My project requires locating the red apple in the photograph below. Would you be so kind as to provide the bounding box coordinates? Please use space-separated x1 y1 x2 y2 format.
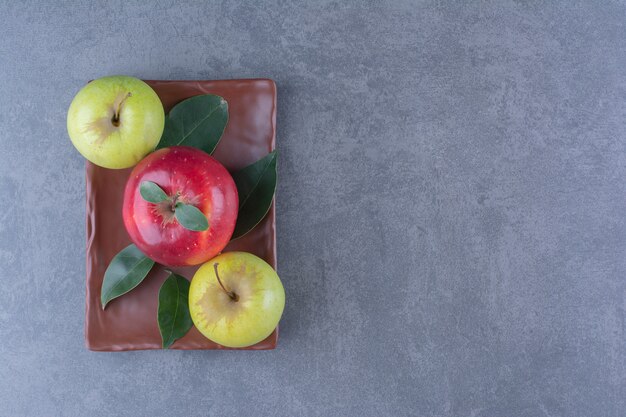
122 146 238 266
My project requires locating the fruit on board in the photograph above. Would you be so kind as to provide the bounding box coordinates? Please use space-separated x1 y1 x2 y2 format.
122 146 238 266
67 75 164 169
189 252 285 348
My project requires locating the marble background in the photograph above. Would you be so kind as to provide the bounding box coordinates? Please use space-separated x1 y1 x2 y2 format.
0 1 624 416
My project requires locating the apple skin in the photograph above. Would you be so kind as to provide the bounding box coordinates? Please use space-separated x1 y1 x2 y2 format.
189 252 285 348
67 76 164 169
122 146 238 266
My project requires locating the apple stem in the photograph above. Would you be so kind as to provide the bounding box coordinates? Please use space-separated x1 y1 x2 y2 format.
170 192 181 212
213 263 238 301
111 92 132 127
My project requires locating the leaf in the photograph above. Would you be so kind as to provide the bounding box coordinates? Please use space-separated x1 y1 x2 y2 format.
158 273 193 349
156 95 228 154
101 244 155 309
231 151 278 239
157 115 183 149
140 181 168 203
175 202 209 231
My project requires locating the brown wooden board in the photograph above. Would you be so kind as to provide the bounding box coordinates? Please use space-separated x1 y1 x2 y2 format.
85 79 277 351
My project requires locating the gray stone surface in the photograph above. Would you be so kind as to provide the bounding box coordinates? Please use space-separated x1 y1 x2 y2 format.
0 1 624 416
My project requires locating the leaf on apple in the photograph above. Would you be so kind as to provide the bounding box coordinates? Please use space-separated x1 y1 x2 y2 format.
158 273 193 349
231 150 277 240
174 202 209 232
140 181 168 203
101 244 155 309
156 94 228 155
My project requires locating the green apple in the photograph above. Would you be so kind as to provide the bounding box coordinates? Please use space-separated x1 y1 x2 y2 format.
189 252 285 348
67 76 164 169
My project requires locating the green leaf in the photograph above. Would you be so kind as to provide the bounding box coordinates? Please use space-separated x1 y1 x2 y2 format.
158 273 193 349
175 202 209 231
231 151 278 239
157 115 183 149
156 94 228 154
101 244 155 309
140 181 168 203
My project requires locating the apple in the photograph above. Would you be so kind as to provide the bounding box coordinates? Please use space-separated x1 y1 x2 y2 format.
67 75 165 169
189 252 285 347
122 146 238 266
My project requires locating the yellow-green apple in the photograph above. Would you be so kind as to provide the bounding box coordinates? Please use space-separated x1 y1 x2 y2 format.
189 252 285 347
67 75 164 169
123 146 238 266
